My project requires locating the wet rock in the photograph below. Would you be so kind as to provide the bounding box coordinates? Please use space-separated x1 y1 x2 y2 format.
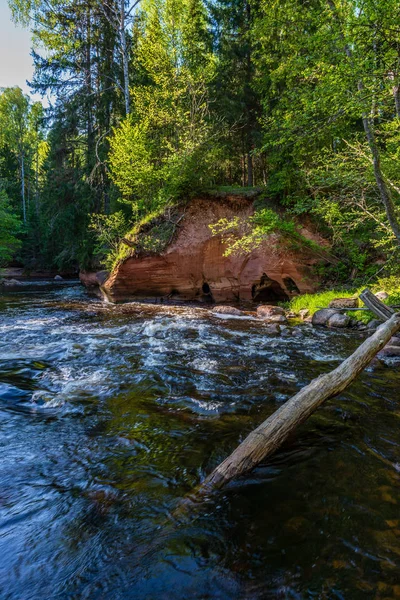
212 306 244 316
312 308 339 327
299 308 309 320
263 314 288 324
378 345 400 358
286 311 297 319
291 328 303 337
368 357 385 370
375 291 389 301
328 297 359 309
54 274 63 281
264 323 281 335
367 318 382 330
280 326 292 336
327 313 351 328
257 305 286 319
388 337 400 347
1 278 23 287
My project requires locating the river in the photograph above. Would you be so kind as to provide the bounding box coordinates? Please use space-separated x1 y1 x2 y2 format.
0 284 399 599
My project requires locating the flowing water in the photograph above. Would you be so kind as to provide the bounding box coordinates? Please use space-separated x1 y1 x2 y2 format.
1 284 400 599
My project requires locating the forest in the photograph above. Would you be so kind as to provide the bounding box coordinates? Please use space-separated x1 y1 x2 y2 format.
1 0 400 285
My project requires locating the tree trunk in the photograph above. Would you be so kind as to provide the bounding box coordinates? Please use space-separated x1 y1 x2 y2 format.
21 151 26 223
359 107 400 244
393 84 400 119
359 288 394 321
247 151 253 187
120 0 130 116
327 0 400 245
196 311 400 494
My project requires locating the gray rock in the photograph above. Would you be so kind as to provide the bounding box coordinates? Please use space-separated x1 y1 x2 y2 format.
1 278 22 286
54 274 63 280
264 323 281 335
312 308 339 327
378 345 400 358
263 314 288 324
327 313 351 328
367 318 382 330
291 328 303 337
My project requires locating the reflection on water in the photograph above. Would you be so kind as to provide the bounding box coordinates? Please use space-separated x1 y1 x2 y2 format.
0 285 400 599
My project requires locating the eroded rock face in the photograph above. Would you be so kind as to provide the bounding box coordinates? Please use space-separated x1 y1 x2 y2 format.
101 195 324 303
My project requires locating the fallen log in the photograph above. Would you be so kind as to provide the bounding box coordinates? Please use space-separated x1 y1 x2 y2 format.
359 288 394 321
196 311 400 494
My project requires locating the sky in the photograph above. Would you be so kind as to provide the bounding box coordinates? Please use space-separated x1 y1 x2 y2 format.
0 0 46 103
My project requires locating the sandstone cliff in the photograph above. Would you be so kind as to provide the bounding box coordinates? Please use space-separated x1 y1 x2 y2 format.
84 194 326 303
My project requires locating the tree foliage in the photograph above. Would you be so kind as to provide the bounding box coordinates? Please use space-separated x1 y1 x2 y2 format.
2 0 400 282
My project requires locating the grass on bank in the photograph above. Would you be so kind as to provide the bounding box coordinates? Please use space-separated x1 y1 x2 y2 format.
285 277 400 324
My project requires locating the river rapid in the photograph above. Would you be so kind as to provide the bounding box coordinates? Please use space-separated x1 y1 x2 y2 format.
1 284 400 599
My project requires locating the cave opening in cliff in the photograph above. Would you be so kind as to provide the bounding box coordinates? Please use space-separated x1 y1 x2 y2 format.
283 276 300 294
252 273 289 303
202 282 214 302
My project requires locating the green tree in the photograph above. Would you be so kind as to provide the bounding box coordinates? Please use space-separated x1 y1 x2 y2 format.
0 190 22 266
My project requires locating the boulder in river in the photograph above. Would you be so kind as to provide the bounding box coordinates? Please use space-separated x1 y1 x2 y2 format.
54 275 63 281
327 313 351 328
312 308 339 327
328 297 359 309
378 345 400 358
367 318 382 330
1 278 23 287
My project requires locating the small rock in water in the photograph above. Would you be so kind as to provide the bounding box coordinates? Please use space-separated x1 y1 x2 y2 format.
1 278 22 287
367 318 382 330
327 313 351 328
329 297 359 309
299 308 310 320
263 314 288 324
378 345 400 358
212 305 243 316
264 323 281 335
257 305 285 319
291 328 303 337
54 274 63 281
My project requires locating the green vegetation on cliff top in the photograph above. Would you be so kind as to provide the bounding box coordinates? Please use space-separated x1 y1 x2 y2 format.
1 0 400 288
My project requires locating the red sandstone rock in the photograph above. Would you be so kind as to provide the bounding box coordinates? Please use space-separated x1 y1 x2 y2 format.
100 195 324 303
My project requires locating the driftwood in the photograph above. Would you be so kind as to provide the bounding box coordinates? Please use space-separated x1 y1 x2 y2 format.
196 310 400 494
360 288 395 321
